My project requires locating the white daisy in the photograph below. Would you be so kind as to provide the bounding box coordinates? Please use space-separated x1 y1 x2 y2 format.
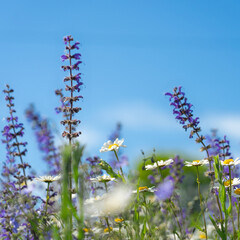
223 178 240 188
233 188 240 198
85 185 132 216
132 186 156 193
221 158 240 166
35 175 61 183
90 174 116 183
85 195 105 205
145 159 174 170
99 138 126 152
184 159 209 167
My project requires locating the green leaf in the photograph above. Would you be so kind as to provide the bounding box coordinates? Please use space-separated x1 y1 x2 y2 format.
192 223 204 233
72 142 84 185
213 155 220 181
219 184 226 214
99 160 120 179
174 231 181 239
141 219 147 238
209 215 226 240
227 199 232 216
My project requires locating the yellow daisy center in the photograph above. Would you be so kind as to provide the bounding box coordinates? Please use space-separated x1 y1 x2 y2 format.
224 179 233 187
115 218 124 223
234 188 240 195
192 160 200 164
199 233 206 239
20 182 26 187
139 186 148 191
83 228 89 233
108 143 119 149
104 227 113 233
223 159 234 165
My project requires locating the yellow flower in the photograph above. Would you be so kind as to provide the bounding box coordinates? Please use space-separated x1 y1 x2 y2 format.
199 232 206 239
83 228 90 233
224 179 233 187
104 227 113 233
223 178 240 188
115 218 124 223
235 188 240 195
221 158 240 166
133 186 156 193
139 186 148 191
233 188 240 198
223 159 234 165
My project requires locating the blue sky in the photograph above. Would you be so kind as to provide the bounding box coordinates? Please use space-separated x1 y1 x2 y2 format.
1 1 240 173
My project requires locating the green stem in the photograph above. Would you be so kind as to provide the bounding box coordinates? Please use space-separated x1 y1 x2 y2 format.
105 217 111 233
196 166 208 239
238 200 240 232
215 194 224 233
103 181 111 233
113 149 125 180
104 181 108 193
45 182 50 214
228 166 236 236
143 194 151 236
119 225 122 238
169 200 183 239
157 166 163 181
68 40 73 233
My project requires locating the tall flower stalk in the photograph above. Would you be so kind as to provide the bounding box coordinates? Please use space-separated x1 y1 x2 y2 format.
196 166 208 239
185 160 209 239
2 84 30 186
25 104 61 175
165 87 212 169
58 35 83 231
1 85 39 239
165 87 224 226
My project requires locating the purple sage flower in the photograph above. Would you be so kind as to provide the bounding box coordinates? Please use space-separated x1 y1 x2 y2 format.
155 176 175 201
57 35 83 143
25 104 61 175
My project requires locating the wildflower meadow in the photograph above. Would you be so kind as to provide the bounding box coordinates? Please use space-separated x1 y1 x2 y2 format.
1 33 240 240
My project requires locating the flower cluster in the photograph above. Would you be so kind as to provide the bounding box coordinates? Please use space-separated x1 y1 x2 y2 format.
25 104 61 175
58 35 83 142
2 84 31 186
3 35 240 240
165 87 215 175
169 155 185 184
0 85 39 239
165 86 201 139
206 130 232 160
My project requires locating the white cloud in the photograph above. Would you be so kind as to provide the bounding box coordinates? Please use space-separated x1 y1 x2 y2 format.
202 114 240 139
98 101 178 131
80 127 103 148
53 125 104 154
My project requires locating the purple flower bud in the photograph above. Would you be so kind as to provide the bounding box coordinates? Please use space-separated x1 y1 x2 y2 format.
71 41 80 50
61 54 69 62
72 60 82 70
72 53 81 59
63 35 73 44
